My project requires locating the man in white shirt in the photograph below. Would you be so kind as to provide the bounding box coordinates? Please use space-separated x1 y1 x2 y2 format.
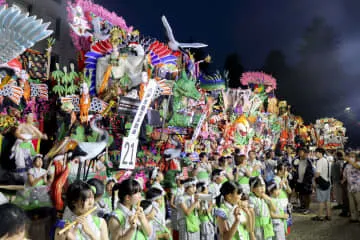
312 148 332 221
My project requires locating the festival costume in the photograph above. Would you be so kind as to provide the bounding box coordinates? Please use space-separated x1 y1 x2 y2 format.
13 167 51 209
237 166 251 195
199 200 215 240
214 201 249 240
249 193 274 240
271 197 288 240
177 193 200 240
171 186 184 230
274 176 292 229
112 203 147 240
151 201 171 240
63 208 102 240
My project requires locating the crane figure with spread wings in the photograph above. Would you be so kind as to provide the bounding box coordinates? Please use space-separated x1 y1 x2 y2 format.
161 15 208 52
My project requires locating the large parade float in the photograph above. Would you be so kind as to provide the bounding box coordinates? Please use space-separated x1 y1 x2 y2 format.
0 0 347 239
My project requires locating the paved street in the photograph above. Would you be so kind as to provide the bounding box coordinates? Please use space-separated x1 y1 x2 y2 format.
288 204 360 240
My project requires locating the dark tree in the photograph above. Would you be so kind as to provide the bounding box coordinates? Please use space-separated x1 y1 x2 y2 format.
224 53 244 88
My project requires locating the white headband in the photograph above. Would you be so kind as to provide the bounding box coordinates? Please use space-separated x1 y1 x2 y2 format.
175 173 184 180
143 205 153 215
149 194 164 201
184 180 197 188
250 176 265 189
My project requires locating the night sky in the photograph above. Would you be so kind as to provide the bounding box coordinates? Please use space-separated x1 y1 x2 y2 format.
99 0 360 146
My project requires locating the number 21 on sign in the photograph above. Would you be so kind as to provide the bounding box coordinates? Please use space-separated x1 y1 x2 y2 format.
119 137 139 170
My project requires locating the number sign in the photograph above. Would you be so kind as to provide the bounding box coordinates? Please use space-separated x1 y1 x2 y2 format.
119 137 138 169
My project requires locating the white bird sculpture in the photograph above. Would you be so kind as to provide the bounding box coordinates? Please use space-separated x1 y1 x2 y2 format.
75 115 109 162
161 15 208 52
0 5 53 64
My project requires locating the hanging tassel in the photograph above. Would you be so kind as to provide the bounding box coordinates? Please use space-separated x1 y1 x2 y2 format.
36 139 41 153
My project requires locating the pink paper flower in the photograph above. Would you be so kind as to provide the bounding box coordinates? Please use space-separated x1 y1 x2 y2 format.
240 72 277 90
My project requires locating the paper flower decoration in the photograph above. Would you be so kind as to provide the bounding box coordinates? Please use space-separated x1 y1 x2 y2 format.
0 5 53 64
240 72 277 90
67 0 133 51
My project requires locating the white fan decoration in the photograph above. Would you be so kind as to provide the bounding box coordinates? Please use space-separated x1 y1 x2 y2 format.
0 5 53 64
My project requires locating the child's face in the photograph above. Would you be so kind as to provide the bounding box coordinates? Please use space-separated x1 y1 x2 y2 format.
157 172 164 182
271 189 280 198
226 191 241 205
106 182 115 195
202 187 208 194
215 175 225 184
34 158 43 168
252 185 265 197
186 185 196 195
75 191 95 215
130 192 142 206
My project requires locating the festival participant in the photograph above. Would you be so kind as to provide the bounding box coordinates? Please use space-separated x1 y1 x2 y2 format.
146 187 171 240
249 176 274 240
208 169 227 197
312 148 332 221
339 151 354 217
234 154 251 195
263 151 277 184
196 181 215 240
108 179 152 240
267 182 289 240
170 173 184 239
293 148 314 214
0 203 27 240
87 178 110 218
14 154 52 207
177 178 200 240
139 200 157 238
149 167 166 217
331 151 345 210
342 152 360 222
54 181 109 240
218 156 234 181
27 154 48 187
248 150 263 177
282 146 295 166
274 163 292 212
103 178 116 211
193 152 212 183
215 181 251 240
